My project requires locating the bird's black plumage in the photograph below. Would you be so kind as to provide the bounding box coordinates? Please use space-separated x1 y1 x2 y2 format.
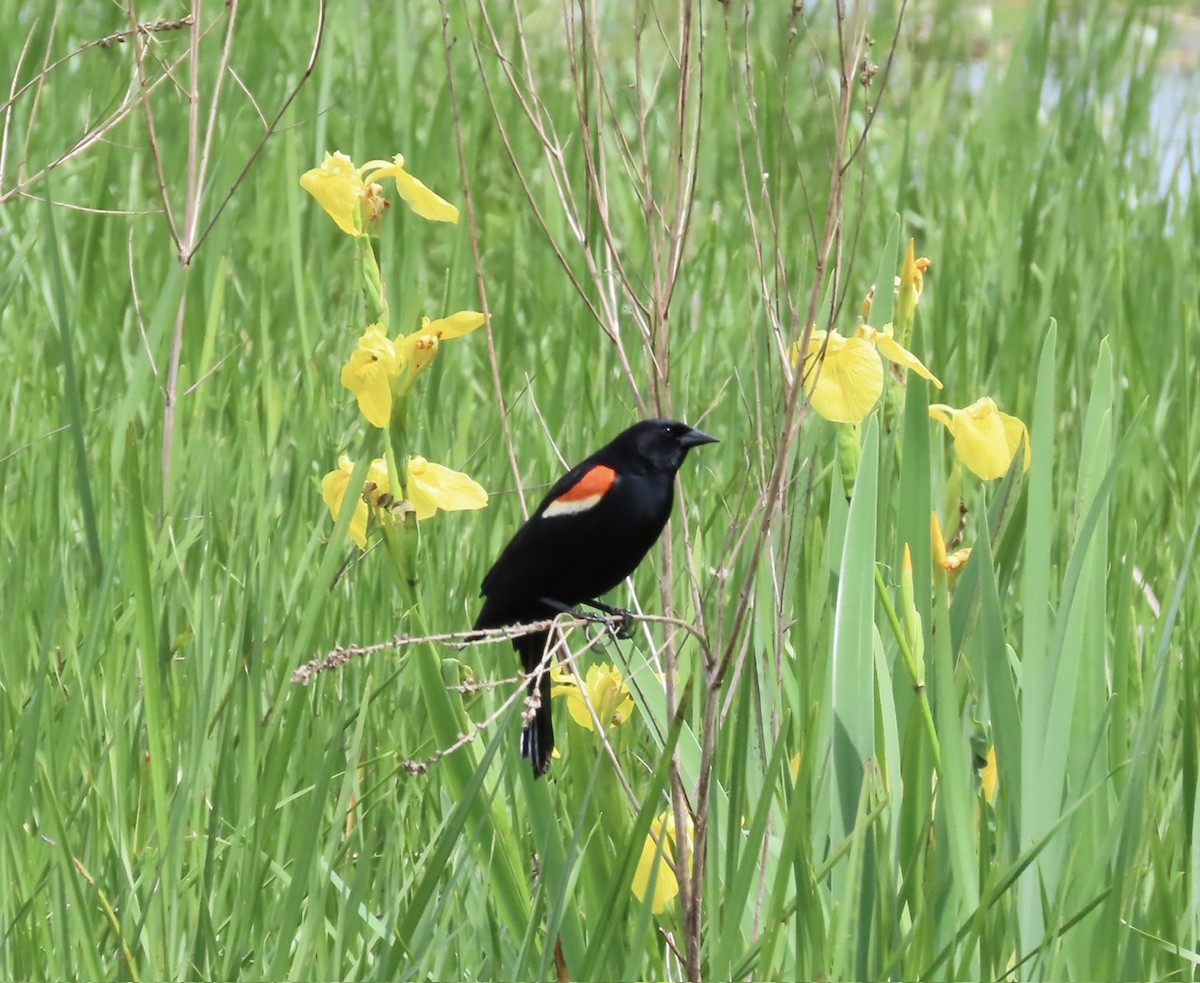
474 418 718 777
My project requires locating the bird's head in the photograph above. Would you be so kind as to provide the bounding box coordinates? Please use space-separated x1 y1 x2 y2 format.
623 418 719 473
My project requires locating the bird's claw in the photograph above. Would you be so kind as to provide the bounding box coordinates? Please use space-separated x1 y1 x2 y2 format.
534 598 634 639
586 601 635 639
608 609 635 639
579 610 628 641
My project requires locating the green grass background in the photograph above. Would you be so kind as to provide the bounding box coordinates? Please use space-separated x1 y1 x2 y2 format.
2 1 1198 979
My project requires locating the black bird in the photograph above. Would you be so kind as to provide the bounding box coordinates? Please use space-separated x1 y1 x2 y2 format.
474 419 718 777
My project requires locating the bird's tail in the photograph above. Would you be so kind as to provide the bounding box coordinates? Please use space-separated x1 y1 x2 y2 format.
516 629 555 778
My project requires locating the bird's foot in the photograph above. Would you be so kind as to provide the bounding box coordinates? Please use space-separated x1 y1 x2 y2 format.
584 600 635 639
538 597 633 640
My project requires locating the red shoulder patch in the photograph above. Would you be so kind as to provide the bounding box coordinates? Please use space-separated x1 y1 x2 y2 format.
558 465 616 502
543 465 616 518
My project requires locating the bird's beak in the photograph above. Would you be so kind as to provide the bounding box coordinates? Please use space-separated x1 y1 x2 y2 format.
680 427 719 448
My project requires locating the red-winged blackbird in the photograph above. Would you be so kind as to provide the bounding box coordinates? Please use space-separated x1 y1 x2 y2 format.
474 419 718 777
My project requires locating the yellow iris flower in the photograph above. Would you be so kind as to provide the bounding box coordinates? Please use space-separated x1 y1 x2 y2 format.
341 313 486 428
861 241 930 324
789 323 942 424
322 454 488 548
551 662 636 731
321 455 391 549
300 151 459 235
928 397 1031 480
631 812 693 914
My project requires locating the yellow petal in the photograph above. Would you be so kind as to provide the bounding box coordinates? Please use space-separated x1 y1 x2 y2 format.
320 455 352 516
553 663 635 731
929 398 1030 480
341 324 400 429
788 330 826 370
359 322 402 369
981 745 998 804
1001 413 1032 472
321 455 369 549
552 672 594 729
369 154 459 223
802 331 884 424
299 151 363 236
585 664 635 729
631 814 691 915
393 167 459 223
405 456 488 520
903 238 922 292
954 408 1013 479
611 691 635 727
562 689 596 731
862 325 943 389
397 313 483 390
366 457 390 501
930 510 948 572
928 404 954 430
587 665 615 713
423 310 486 340
897 238 921 305
407 334 440 379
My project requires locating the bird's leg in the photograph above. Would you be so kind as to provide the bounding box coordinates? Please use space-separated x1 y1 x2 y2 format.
538 597 629 640
581 599 635 639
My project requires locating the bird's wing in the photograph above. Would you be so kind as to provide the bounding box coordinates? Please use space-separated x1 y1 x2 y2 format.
478 458 620 603
531 457 613 515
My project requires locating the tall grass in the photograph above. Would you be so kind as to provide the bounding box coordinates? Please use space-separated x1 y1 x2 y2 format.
1 1 1197 979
